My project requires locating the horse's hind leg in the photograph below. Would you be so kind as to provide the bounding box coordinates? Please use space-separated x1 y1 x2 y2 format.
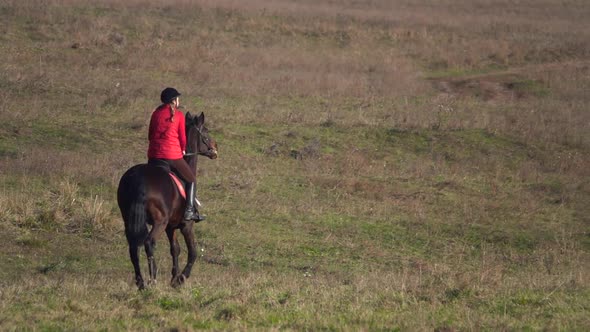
129 244 145 290
144 237 158 285
144 218 169 284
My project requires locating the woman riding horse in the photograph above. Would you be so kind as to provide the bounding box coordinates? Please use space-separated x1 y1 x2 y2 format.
149 87 203 221
117 88 217 289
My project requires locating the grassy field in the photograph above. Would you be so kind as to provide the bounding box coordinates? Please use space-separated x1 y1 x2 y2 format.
1 0 589 330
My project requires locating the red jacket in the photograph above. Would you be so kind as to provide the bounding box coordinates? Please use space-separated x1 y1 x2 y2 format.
147 104 186 159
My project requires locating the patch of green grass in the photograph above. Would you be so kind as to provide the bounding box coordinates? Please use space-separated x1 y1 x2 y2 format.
156 295 185 310
0 142 18 158
425 65 507 79
215 303 246 321
438 222 544 255
185 318 216 329
507 79 550 97
15 234 47 248
383 128 432 154
486 291 555 324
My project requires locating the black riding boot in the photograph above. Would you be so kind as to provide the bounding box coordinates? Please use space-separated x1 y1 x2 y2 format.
184 182 205 222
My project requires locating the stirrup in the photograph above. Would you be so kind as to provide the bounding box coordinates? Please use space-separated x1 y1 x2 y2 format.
184 209 205 222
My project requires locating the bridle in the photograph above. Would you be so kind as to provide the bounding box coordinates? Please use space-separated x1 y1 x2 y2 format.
184 124 214 157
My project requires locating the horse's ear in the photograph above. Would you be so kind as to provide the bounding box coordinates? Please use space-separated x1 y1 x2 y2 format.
186 112 193 123
197 112 205 126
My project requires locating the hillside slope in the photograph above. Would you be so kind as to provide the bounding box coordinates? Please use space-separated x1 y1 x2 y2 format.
1 1 588 330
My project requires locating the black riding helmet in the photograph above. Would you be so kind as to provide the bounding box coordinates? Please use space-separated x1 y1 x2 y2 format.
160 87 181 104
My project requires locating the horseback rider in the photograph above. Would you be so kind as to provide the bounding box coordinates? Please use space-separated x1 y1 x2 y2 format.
147 87 204 222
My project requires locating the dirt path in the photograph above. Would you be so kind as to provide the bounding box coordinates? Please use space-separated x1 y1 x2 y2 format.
427 59 590 101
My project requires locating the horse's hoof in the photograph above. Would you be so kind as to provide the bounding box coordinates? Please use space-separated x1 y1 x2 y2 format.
136 277 145 290
171 274 186 288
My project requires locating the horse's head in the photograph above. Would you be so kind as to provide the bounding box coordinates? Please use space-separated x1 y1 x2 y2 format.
185 112 218 160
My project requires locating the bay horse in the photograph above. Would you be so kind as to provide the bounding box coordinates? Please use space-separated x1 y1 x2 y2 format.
117 112 217 290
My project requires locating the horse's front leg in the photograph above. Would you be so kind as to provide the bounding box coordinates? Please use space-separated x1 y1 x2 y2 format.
166 227 182 287
176 222 197 286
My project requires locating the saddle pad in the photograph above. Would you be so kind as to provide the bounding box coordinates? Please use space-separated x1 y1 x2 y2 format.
169 173 186 199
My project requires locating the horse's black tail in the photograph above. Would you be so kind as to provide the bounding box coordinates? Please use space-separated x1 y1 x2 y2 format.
117 165 149 248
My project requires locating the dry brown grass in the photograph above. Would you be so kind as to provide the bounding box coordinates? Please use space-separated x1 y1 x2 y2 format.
1 0 589 329
2 0 589 145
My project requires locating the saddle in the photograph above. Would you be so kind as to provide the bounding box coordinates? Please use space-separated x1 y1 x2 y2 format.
147 159 187 199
